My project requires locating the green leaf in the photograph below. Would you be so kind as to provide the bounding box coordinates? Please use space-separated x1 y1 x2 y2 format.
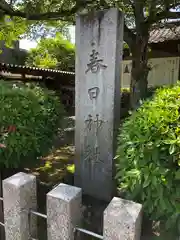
175 170 180 180
143 178 151 188
169 144 176 155
114 155 120 160
26 34 75 71
0 80 65 168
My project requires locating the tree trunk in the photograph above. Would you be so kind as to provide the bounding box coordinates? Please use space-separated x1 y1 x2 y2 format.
130 33 150 110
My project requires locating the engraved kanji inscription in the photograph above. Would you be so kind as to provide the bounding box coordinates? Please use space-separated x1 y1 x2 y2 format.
85 114 93 131
94 114 103 133
85 50 107 73
84 145 100 165
85 114 104 132
88 87 100 100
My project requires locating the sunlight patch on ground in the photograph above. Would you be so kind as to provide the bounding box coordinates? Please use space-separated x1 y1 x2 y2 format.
24 145 75 186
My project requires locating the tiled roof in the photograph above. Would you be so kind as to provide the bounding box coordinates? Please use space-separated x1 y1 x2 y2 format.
0 62 75 76
149 25 180 43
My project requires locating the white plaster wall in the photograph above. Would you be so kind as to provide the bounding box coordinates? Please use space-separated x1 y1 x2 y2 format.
121 57 180 88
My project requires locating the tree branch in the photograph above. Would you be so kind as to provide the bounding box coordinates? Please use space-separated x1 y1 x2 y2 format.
147 0 157 26
0 0 136 49
124 22 136 50
156 10 180 21
0 0 95 21
0 0 14 14
99 0 109 8
134 0 144 32
147 4 180 25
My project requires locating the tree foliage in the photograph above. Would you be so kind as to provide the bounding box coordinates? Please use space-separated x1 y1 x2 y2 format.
0 81 65 168
26 33 75 70
1 0 180 41
23 20 71 41
1 0 180 107
0 15 26 47
116 83 180 234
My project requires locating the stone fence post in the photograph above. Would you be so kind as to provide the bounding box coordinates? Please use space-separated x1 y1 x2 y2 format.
47 183 82 240
103 197 142 240
3 172 37 240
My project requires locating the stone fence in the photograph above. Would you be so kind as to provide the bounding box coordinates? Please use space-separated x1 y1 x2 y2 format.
0 172 143 240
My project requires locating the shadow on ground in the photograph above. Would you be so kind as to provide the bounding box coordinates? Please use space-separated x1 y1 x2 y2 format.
1 121 176 240
24 144 75 187
23 141 176 240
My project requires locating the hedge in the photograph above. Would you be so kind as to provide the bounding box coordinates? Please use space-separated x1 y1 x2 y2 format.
0 81 65 168
116 83 180 234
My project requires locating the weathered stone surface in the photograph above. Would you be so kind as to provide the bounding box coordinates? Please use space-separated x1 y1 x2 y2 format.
3 172 37 240
47 183 82 240
103 197 142 240
75 8 124 201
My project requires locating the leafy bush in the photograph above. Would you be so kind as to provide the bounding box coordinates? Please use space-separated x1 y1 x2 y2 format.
0 81 65 168
120 87 158 119
116 83 180 233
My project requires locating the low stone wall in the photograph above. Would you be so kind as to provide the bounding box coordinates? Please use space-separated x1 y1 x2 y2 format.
1 172 143 240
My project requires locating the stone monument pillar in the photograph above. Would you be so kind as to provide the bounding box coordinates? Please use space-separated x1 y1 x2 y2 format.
47 183 82 240
103 197 142 240
3 172 37 240
75 8 124 201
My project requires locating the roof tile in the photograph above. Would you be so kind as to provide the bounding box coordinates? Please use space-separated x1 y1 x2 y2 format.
149 26 180 43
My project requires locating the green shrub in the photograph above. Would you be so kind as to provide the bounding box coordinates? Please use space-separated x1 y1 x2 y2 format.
0 81 65 168
120 87 158 119
116 83 180 233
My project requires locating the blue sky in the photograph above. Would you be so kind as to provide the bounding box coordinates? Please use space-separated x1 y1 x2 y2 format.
20 26 75 50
